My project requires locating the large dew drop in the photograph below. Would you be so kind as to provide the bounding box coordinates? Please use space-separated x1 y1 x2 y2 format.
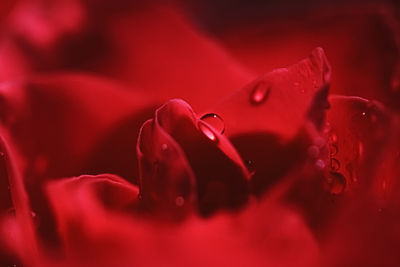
200 113 225 134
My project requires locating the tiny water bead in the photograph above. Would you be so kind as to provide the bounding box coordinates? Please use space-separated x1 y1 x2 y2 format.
198 121 218 142
329 143 338 156
250 82 271 105
200 113 225 134
329 132 338 143
175 196 185 207
161 143 168 151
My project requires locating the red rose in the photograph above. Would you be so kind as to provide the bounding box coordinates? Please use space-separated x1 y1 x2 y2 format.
0 1 399 266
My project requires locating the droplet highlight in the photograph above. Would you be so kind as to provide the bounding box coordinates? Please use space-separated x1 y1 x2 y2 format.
161 144 168 151
200 113 225 134
198 121 218 142
250 82 271 105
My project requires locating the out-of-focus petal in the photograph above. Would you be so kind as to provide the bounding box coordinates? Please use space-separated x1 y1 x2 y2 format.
44 173 318 267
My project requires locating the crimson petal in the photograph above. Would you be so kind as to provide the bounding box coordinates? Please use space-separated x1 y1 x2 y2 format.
210 48 331 196
137 99 250 216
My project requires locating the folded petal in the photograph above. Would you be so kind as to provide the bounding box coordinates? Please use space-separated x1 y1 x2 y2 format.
137 99 250 216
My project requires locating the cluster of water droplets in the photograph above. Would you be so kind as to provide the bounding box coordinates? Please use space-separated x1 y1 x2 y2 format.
326 131 347 195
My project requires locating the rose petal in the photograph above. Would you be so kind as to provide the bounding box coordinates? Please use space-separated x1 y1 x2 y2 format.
209 48 330 195
0 130 40 266
44 173 318 267
0 74 156 181
137 99 250 216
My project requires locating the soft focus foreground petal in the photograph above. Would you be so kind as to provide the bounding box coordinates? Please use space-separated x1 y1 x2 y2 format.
137 99 250 216
0 0 16 21
45 174 318 267
210 48 331 196
0 73 157 248
0 130 40 266
0 73 156 181
207 3 400 110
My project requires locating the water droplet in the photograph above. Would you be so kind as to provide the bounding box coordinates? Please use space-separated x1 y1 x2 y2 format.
250 82 271 105
330 158 340 171
308 145 320 158
200 113 225 134
294 82 300 87
138 194 143 201
161 143 168 151
300 88 305 94
175 196 185 207
198 121 218 142
329 132 338 143
327 171 346 195
329 143 338 156
315 159 325 170
244 159 256 177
